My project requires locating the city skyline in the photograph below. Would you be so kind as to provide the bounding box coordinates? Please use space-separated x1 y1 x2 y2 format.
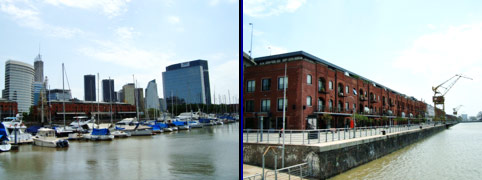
0 0 239 105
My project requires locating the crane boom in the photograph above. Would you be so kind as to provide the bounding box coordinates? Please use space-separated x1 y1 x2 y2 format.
432 74 472 122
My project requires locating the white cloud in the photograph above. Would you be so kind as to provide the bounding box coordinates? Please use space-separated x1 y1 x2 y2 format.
115 26 138 40
243 0 306 17
167 16 180 24
44 0 131 18
0 1 83 38
210 58 239 103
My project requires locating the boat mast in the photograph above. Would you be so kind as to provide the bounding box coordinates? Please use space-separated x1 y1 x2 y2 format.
133 75 139 121
171 91 173 119
109 76 113 126
62 63 66 128
97 73 100 126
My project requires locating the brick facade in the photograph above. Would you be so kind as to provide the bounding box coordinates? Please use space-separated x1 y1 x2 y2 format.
243 51 428 130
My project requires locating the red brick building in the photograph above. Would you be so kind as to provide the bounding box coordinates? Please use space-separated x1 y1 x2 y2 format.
243 51 428 130
32 101 136 122
0 100 18 119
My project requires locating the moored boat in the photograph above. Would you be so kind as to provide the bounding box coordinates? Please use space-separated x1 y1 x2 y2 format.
0 123 11 152
90 128 114 141
33 128 69 148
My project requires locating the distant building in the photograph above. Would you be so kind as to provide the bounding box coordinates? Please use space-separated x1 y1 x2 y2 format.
159 98 166 112
47 89 71 101
135 88 145 112
162 60 211 111
4 60 34 113
32 101 136 121
34 54 44 82
122 83 135 105
84 75 96 101
118 89 124 103
102 79 116 102
145 80 160 110
461 114 468 121
33 82 44 106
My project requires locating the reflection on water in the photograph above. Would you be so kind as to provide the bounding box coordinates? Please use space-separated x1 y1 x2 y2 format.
0 122 239 180
330 123 482 180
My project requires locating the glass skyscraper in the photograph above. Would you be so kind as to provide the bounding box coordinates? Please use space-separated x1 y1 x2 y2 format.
145 80 160 110
102 79 116 102
84 75 96 101
4 60 34 113
162 60 211 109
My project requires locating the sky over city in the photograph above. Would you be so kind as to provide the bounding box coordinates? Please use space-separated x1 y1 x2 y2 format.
0 0 239 104
243 0 482 117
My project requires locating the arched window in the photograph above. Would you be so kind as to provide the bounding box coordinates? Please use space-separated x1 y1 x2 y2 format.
329 81 333 90
307 96 312 106
318 98 325 111
307 74 312 85
329 100 333 110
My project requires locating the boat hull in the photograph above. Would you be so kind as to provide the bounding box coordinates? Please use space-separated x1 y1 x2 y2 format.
0 144 11 152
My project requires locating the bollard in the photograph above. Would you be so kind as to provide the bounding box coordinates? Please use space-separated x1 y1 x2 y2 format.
382 130 386 135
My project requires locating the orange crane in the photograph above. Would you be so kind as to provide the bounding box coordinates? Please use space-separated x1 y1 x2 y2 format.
432 74 472 122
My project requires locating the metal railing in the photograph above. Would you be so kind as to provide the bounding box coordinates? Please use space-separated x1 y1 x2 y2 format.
243 173 263 180
243 122 450 145
265 162 311 180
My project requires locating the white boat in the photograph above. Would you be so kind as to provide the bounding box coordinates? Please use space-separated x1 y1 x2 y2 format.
2 115 33 143
33 128 69 148
0 142 11 152
121 124 152 136
172 126 178 131
69 116 92 130
68 132 84 140
163 127 173 132
188 121 203 128
112 130 130 138
216 121 223 125
178 125 190 130
55 126 74 137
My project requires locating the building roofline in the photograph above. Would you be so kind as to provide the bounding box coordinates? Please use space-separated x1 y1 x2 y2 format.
253 51 405 96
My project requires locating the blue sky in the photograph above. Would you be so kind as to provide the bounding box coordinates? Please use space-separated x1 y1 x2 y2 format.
0 0 239 104
243 0 482 117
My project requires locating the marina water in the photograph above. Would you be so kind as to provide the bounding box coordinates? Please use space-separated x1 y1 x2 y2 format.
330 122 482 180
0 122 239 180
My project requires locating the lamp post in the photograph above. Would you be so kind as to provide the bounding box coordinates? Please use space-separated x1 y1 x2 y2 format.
249 23 253 57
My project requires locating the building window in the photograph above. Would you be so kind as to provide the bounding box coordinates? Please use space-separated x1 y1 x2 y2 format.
329 100 333 110
329 81 333 90
278 77 288 90
345 102 349 111
261 99 270 112
345 85 349 94
307 74 312 85
245 100 254 112
247 80 255 92
262 79 271 91
318 78 326 92
318 98 324 111
277 98 287 111
353 103 356 110
307 96 312 106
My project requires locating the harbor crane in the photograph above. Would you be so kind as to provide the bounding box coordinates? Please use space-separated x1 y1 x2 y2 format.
432 74 472 122
453 105 463 115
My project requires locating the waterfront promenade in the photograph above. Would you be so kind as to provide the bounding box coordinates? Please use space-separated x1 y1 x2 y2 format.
243 122 454 179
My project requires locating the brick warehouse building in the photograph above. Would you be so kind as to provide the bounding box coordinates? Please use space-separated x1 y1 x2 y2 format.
243 51 428 130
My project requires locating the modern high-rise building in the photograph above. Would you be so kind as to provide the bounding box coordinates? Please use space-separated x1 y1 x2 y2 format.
118 89 124 103
102 79 116 102
34 54 44 82
122 83 135 105
162 60 211 110
84 75 96 101
159 98 167 112
5 60 34 113
32 82 43 106
136 88 145 112
47 89 71 101
145 80 160 110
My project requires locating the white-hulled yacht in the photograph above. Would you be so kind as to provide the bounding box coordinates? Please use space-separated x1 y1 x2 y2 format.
33 128 69 148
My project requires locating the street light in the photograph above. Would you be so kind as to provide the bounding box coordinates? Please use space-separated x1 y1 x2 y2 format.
249 23 253 57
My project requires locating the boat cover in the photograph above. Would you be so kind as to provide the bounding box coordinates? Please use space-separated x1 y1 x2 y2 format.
172 121 186 126
91 128 110 135
115 126 125 130
0 123 9 141
26 125 42 134
199 118 211 123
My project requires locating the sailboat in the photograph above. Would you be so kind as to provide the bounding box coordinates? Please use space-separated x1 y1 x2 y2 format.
55 63 73 137
0 123 11 152
88 73 114 141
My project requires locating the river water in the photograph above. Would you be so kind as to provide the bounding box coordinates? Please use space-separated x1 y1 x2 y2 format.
330 122 482 180
0 122 239 180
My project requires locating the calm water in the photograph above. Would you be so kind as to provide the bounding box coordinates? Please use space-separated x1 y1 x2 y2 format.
331 122 482 180
0 122 239 180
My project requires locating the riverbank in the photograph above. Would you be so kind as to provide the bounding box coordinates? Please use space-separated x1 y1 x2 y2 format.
243 123 455 179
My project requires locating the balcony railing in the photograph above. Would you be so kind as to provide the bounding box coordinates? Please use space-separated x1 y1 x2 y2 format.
359 95 367 101
370 97 378 103
318 88 327 94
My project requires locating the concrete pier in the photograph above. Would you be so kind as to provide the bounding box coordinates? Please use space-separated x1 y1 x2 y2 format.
243 123 455 179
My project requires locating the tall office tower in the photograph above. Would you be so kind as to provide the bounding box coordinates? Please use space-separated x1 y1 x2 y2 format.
5 60 34 113
84 75 96 101
159 98 167 112
122 83 135 105
102 79 116 102
162 60 211 111
136 88 145 112
34 54 44 82
145 80 160 110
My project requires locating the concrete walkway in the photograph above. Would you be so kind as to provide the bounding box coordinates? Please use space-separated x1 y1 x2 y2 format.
243 164 312 180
